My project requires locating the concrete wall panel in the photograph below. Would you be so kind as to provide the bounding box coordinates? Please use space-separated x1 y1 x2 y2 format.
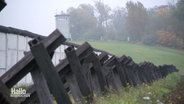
7 34 17 49
0 51 6 68
0 33 6 50
7 50 17 69
18 35 26 50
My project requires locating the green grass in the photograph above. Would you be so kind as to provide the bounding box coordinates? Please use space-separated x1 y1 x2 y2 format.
72 41 184 104
75 41 184 73
92 73 180 104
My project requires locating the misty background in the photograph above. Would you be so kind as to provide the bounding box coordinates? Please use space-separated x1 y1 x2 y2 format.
0 0 183 49
0 0 170 35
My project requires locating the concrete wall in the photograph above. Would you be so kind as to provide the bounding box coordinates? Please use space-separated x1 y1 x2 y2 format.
0 32 66 86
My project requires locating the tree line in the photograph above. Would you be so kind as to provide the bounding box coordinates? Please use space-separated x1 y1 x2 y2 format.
67 0 184 49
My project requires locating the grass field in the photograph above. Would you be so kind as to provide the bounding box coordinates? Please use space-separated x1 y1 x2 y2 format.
75 41 184 72
73 41 184 104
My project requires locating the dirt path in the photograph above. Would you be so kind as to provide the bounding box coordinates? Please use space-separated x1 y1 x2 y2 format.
165 75 184 104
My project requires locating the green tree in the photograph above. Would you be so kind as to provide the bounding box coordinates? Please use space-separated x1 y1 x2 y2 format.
125 1 148 42
144 6 171 45
144 3 184 48
111 7 127 40
172 0 184 46
95 1 111 40
67 4 97 40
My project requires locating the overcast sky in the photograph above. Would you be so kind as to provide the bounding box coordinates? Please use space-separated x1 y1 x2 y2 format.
0 0 172 36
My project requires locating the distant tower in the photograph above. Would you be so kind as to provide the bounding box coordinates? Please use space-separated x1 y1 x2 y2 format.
55 11 71 40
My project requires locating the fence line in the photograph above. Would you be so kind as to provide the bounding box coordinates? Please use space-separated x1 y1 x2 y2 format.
0 28 179 104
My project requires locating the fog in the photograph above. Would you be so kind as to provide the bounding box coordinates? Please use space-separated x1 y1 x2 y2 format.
0 0 170 35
